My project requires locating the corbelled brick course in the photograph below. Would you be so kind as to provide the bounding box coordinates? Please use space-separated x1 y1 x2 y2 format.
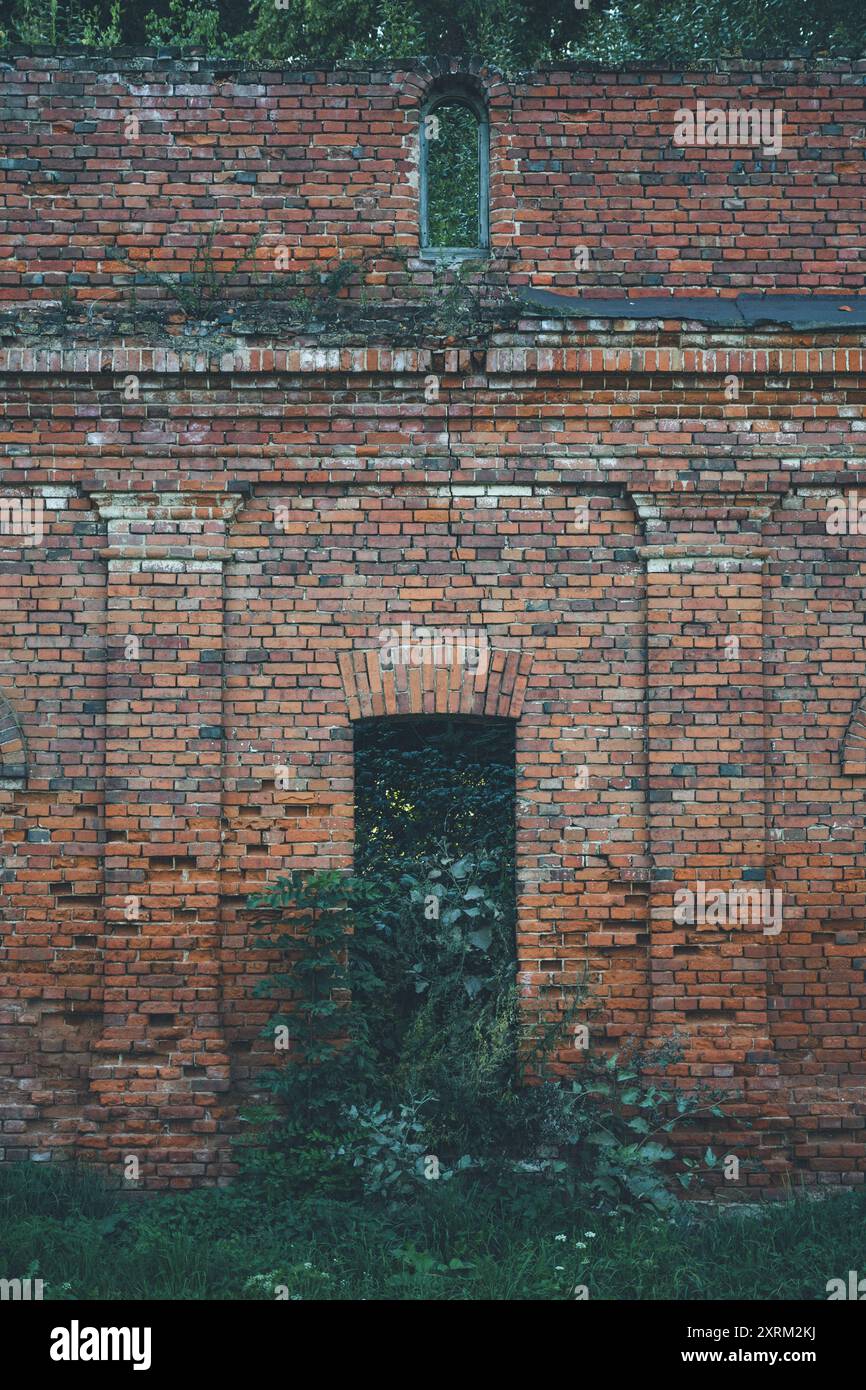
0 56 865 1190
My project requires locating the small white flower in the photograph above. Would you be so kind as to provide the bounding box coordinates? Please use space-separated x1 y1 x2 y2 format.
303 1262 312 1269
575 1241 587 1249
554 1265 565 1271
584 1231 597 1238
554 1233 567 1242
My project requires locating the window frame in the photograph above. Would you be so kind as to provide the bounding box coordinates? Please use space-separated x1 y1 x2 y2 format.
419 89 490 259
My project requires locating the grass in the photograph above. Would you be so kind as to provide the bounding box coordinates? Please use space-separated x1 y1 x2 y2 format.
0 1162 859 1301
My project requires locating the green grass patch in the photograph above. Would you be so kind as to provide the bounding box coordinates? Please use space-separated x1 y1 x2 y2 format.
0 1163 857 1301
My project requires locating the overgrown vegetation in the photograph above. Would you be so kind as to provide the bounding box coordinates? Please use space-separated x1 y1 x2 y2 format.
238 718 730 1214
2 0 865 65
1 244 522 344
112 222 264 320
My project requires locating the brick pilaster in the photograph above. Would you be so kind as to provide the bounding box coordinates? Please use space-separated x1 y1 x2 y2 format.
84 492 241 1184
641 545 772 1066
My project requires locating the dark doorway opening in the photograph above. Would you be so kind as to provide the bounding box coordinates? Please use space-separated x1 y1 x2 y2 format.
352 716 519 1152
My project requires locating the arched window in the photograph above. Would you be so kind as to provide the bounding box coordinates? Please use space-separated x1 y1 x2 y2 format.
420 89 489 256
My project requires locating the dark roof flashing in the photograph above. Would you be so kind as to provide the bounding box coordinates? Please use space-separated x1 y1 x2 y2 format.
516 289 866 331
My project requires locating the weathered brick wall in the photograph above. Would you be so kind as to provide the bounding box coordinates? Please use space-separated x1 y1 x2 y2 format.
1 56 865 1190
0 54 864 301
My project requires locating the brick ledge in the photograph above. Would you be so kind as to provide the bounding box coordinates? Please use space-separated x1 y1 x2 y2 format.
1 344 864 377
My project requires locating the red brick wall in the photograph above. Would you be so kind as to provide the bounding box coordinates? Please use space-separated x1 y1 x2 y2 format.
1 57 865 1191
0 54 864 303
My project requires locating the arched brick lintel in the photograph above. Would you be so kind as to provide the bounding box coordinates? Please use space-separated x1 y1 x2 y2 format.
842 694 866 775
338 646 533 722
0 692 27 787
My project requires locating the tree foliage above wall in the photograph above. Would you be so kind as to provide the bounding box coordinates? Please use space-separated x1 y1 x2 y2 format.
3 0 865 64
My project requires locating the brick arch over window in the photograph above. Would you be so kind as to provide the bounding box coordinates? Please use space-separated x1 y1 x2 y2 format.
338 644 533 721
0 690 27 787
841 693 866 774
